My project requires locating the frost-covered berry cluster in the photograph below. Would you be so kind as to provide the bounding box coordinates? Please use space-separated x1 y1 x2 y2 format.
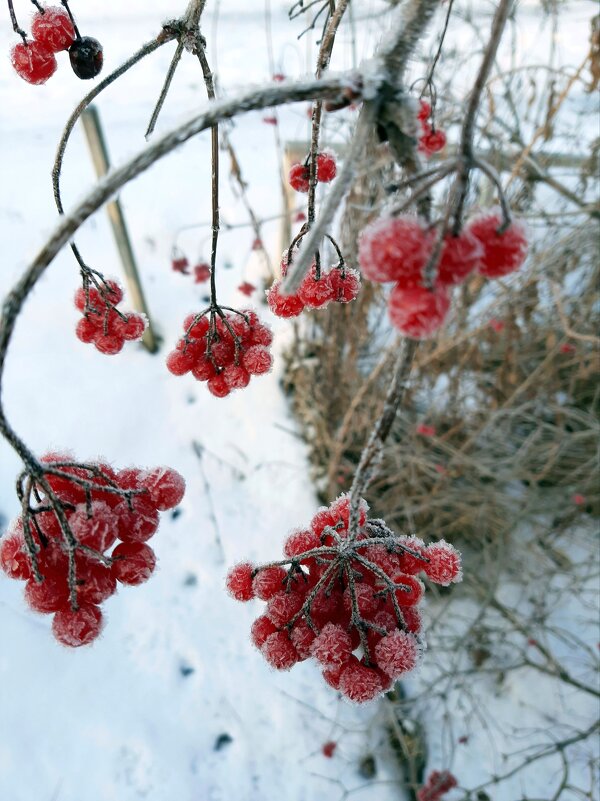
166 308 273 397
10 5 102 84
226 494 461 703
288 152 337 193
0 456 185 647
358 209 528 338
417 100 447 157
417 771 458 801
74 279 147 355
267 252 361 318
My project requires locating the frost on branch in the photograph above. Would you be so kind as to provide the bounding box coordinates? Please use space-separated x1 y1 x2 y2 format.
0 456 185 647
226 493 461 703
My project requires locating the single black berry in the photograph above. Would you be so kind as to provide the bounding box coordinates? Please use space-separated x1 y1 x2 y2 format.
69 36 103 80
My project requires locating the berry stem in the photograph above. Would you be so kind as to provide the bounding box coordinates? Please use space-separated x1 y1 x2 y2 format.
59 0 80 40
7 0 27 43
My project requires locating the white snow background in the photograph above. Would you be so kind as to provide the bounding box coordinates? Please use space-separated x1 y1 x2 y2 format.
0 2 597 800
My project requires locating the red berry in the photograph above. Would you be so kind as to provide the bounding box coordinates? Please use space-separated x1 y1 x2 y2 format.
0 530 31 580
226 562 255 601
250 615 278 648
114 496 160 543
401 606 422 634
284 528 320 558
416 423 436 437
172 256 189 274
358 215 431 285
11 41 57 85
242 346 272 376
310 508 337 538
289 163 310 192
322 741 337 758
397 536 427 574
223 364 251 390
343 583 378 617
289 619 316 658
166 348 195 376
70 501 118 552
388 284 450 339
393 574 424 607
329 268 361 303
437 230 483 286
374 630 419 678
207 373 231 398
31 7 76 52
52 603 103 647
249 324 273 347
467 210 528 278
111 542 156 586
417 99 431 122
310 623 353 667
266 591 304 627
298 268 335 309
252 566 287 601
75 317 99 343
94 334 125 355
76 558 117 605
266 280 305 318
316 152 337 183
262 631 300 670
423 541 462 585
116 313 147 341
193 263 211 283
238 281 256 297
141 467 185 511
419 128 447 155
25 573 69 613
339 661 383 703
322 660 346 690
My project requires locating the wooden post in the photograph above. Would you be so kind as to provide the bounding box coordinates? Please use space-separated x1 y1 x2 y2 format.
80 105 159 353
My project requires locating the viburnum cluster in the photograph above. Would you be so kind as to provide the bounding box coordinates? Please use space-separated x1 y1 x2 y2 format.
10 5 103 85
0 456 185 647
288 152 337 193
74 278 147 355
267 250 361 318
171 250 211 284
226 493 462 703
417 771 458 801
358 208 528 338
417 100 447 157
166 308 273 397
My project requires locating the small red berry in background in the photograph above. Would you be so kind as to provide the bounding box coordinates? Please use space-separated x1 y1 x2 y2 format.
31 6 76 52
193 262 211 283
559 342 576 354
467 209 528 278
238 281 256 297
322 741 337 758
417 770 458 801
358 215 432 286
0 457 185 647
419 128 447 156
489 318 505 333
263 116 278 126
11 41 57 84
272 73 285 82
227 493 462 702
572 493 586 506
416 423 436 437
294 211 307 223
418 99 431 121
172 254 190 274
316 152 337 183
251 238 263 251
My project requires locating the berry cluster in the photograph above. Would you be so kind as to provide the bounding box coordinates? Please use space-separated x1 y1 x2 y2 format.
74 278 147 355
166 308 273 397
170 251 212 284
358 209 528 338
417 771 458 801
267 252 361 318
417 100 447 157
10 5 103 85
288 152 337 193
0 456 185 647
226 494 462 703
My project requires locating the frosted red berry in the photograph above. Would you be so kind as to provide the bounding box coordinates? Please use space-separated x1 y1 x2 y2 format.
194 263 211 283
0 530 31 580
111 542 156 586
310 623 353 667
52 603 103 647
262 631 300 670
358 215 432 286
419 128 447 156
316 152 337 183
374 630 419 678
70 501 118 551
467 210 528 278
242 346 273 375
31 7 76 52
339 661 383 703
423 541 462 585
388 284 450 339
267 280 305 318
329 268 361 303
25 573 69 613
11 41 57 85
289 163 310 192
252 566 286 601
251 615 278 648
141 467 186 511
298 268 336 309
226 562 255 601
437 230 483 286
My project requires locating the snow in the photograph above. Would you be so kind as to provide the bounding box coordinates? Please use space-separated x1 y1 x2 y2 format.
0 2 597 800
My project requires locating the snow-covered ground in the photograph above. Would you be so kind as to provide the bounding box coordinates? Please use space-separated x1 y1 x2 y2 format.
0 2 597 800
